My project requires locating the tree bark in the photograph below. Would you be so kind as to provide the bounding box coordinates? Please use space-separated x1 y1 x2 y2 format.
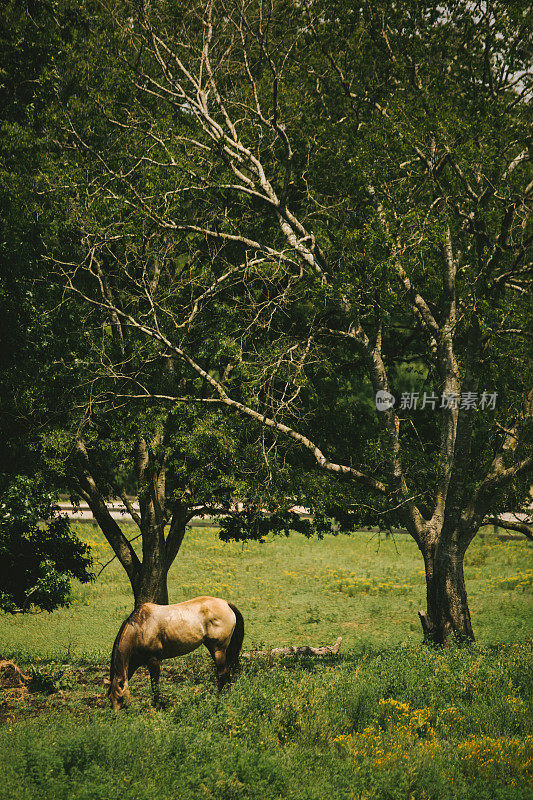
132 557 169 607
165 505 190 571
133 435 170 607
72 440 141 587
132 507 189 606
419 533 474 644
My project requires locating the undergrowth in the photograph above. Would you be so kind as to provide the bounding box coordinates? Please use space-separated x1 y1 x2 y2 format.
0 642 531 800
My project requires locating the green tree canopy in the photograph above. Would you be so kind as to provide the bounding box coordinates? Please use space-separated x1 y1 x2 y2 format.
0 0 313 606
56 0 532 641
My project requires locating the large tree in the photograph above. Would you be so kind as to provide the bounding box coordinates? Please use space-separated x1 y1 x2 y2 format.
1 0 300 609
60 0 532 641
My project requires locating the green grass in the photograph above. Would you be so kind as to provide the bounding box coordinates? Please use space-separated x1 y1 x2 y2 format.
0 644 531 800
1 524 532 659
0 526 532 799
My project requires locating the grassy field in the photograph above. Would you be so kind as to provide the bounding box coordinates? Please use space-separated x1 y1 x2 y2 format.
0 525 532 799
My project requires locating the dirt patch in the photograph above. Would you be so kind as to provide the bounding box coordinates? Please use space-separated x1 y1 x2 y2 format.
0 662 206 724
81 696 107 709
0 664 110 724
73 668 107 686
162 666 188 683
0 660 30 689
0 694 49 724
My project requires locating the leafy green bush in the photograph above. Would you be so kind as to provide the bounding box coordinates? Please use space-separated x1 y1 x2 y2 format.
0 476 94 612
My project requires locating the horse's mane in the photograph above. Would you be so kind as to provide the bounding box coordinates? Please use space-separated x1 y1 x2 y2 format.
109 609 140 681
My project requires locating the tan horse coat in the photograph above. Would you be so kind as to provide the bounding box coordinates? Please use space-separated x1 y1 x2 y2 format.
107 596 244 709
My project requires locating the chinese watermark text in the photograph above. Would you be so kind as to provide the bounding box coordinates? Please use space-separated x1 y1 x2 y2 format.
375 391 498 412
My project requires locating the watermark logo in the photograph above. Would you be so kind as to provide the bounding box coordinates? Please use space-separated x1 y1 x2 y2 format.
398 391 497 411
375 390 498 412
375 390 396 411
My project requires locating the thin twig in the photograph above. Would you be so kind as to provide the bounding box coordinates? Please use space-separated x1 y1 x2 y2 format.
96 534 142 577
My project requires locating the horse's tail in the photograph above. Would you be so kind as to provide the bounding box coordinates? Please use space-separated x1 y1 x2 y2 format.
226 603 244 673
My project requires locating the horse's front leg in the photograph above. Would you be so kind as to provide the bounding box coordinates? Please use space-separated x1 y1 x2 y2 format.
147 657 161 706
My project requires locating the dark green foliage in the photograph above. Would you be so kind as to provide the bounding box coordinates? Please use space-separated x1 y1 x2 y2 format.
0 0 531 628
0 477 93 613
0 0 94 478
45 0 531 534
218 508 335 542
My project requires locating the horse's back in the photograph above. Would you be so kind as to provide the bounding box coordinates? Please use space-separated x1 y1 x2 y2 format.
179 596 237 637
136 597 236 658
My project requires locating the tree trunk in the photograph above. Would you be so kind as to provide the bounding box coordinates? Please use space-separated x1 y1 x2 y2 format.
133 435 170 607
419 533 474 645
131 511 189 607
72 438 190 610
132 559 169 607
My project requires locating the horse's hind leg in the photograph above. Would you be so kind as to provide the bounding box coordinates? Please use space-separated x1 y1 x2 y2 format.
147 657 161 706
206 643 230 691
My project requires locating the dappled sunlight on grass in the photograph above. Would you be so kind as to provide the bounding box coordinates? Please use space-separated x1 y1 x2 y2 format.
0 524 531 659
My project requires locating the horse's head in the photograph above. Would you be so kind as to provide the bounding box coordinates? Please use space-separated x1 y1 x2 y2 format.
105 675 129 710
108 615 135 710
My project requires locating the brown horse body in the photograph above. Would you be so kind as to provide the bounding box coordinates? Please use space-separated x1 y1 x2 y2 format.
107 596 244 709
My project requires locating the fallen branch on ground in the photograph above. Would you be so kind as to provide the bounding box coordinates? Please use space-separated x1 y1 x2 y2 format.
242 637 342 659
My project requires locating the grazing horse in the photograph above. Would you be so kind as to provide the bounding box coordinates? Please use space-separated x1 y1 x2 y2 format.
106 596 244 710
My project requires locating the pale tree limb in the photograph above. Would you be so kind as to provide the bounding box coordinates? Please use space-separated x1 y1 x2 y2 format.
65 277 388 495
464 456 533 530
432 225 461 527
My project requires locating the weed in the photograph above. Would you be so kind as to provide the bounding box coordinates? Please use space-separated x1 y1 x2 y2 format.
28 662 74 694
